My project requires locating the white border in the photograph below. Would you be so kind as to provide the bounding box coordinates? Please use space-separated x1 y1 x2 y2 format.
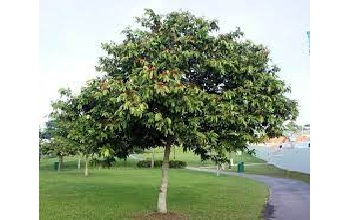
311 0 350 219
0 0 39 219
3 1 349 219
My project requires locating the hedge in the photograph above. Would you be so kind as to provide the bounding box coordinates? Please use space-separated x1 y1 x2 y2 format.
89 157 116 168
136 160 187 169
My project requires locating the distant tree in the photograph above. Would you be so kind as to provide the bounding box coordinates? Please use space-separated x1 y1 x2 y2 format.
57 84 135 175
284 121 302 134
39 119 76 171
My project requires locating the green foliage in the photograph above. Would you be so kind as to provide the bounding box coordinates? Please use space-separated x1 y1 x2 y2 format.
46 8 298 168
89 157 116 168
39 117 78 159
169 160 187 169
136 160 187 168
283 120 302 134
93 9 298 162
136 160 152 168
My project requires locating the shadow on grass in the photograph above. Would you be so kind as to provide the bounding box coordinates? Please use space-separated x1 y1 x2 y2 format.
132 212 189 220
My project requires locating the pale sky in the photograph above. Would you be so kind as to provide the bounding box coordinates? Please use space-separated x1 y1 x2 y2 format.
39 0 310 126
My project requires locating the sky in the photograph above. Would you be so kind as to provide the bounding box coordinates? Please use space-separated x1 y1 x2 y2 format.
39 0 310 126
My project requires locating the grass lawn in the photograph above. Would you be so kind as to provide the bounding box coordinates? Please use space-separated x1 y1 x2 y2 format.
40 158 269 220
139 147 310 184
140 147 265 167
236 164 310 184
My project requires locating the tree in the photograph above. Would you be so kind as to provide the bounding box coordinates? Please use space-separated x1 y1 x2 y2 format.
44 90 85 171
90 9 298 213
60 85 111 176
39 119 76 171
43 8 298 212
283 120 302 134
59 82 135 175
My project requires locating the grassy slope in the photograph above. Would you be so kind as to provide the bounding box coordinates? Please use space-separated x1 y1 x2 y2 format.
40 158 268 220
239 164 310 184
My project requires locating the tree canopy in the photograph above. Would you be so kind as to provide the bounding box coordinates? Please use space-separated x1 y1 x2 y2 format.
93 9 298 159
44 9 299 213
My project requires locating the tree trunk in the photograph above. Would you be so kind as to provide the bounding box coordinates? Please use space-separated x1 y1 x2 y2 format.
216 159 219 176
151 148 155 168
85 155 89 177
173 145 176 160
157 144 171 213
58 155 63 172
78 155 81 170
229 151 232 170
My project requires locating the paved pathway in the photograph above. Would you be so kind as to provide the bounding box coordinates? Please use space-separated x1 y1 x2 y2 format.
186 167 310 220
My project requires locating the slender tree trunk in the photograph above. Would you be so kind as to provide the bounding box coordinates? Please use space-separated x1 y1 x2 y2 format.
85 155 89 177
157 144 171 213
58 155 63 172
151 148 155 168
78 154 81 170
229 151 232 170
173 145 176 160
216 159 219 176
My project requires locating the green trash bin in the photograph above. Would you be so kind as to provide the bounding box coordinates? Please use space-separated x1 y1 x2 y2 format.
54 161 59 170
237 162 244 173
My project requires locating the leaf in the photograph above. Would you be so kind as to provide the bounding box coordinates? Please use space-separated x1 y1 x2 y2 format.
165 118 171 125
155 113 162 122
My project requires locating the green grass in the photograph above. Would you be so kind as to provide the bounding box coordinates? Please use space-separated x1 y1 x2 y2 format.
140 147 265 167
238 163 310 184
41 146 310 185
140 147 310 184
40 158 269 220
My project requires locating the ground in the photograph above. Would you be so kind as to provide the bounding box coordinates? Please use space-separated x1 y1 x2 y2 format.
139 147 310 184
133 212 188 220
40 157 268 219
40 148 309 219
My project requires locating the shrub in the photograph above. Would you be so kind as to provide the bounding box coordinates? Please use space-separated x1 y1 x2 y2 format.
136 160 187 169
89 158 100 167
169 160 187 169
154 160 163 167
89 157 116 168
101 157 116 168
136 160 151 168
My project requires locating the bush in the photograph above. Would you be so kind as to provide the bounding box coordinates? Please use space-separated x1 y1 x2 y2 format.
89 158 99 167
136 160 187 169
101 157 116 168
154 160 163 167
136 160 151 168
169 160 187 169
89 157 116 168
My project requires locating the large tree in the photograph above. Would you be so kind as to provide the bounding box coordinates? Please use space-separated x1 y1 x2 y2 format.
89 9 298 213
45 8 298 213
